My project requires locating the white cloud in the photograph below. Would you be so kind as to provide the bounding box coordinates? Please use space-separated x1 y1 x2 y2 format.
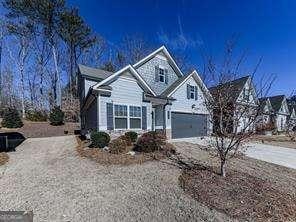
157 15 203 50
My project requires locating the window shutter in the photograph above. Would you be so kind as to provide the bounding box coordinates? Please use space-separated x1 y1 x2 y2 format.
142 106 147 130
194 86 198 100
106 103 114 130
165 69 169 84
155 66 159 82
187 84 190 99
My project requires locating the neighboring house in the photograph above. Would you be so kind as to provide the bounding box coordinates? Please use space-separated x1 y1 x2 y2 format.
78 46 212 139
288 104 296 131
209 76 258 133
257 97 274 127
267 95 290 132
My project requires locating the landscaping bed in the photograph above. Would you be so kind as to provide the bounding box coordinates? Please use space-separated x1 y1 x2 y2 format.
173 142 296 222
0 152 9 165
76 131 175 166
179 168 296 222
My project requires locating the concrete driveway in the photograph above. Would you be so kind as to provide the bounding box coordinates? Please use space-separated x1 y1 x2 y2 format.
170 137 296 170
0 136 230 222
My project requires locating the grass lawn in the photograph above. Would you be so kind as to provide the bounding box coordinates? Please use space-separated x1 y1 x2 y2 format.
250 134 296 149
0 119 79 138
172 142 296 222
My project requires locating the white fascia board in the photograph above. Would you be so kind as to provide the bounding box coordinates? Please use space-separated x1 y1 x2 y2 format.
167 70 211 99
167 73 193 97
93 65 156 96
133 45 183 77
133 46 164 67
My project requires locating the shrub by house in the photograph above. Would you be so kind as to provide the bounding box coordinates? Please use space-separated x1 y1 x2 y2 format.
90 131 110 148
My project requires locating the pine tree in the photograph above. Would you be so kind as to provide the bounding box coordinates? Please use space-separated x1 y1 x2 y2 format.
49 106 64 126
1 107 23 128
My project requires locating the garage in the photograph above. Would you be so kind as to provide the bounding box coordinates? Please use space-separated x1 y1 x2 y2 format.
171 112 208 139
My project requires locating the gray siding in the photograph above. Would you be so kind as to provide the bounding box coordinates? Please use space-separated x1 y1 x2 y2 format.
84 97 98 132
136 53 179 95
99 73 152 131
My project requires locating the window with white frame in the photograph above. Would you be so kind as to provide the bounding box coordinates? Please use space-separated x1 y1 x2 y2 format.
159 68 165 82
114 105 128 129
189 85 195 99
129 106 141 129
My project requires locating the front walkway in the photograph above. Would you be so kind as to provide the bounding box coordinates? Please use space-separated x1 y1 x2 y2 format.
0 136 230 222
170 137 296 170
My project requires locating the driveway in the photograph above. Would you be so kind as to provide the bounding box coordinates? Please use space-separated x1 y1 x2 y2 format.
170 137 296 170
0 136 230 222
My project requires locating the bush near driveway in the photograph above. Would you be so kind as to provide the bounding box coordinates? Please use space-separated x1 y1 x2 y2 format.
124 131 138 143
90 131 110 148
109 137 132 154
1 107 23 128
135 131 166 153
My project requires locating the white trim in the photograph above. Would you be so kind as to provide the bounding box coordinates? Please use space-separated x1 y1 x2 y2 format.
167 70 211 99
167 73 193 97
112 103 143 130
93 65 156 96
133 46 183 77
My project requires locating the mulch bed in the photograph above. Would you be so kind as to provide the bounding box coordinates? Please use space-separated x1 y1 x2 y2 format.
0 152 9 165
76 137 173 166
179 167 296 222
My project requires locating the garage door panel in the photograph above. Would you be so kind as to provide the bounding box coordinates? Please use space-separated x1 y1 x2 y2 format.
171 112 207 139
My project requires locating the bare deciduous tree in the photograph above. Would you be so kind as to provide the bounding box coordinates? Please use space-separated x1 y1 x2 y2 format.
203 39 275 177
7 21 33 118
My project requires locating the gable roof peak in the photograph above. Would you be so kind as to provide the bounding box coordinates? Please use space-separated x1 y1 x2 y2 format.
132 45 183 77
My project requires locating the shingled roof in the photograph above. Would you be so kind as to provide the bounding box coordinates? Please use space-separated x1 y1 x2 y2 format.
208 76 250 102
268 95 286 112
78 64 113 81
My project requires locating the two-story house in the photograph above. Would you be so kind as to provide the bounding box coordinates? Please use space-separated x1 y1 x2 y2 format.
288 105 296 131
267 95 290 132
257 97 274 127
209 76 258 134
78 46 211 139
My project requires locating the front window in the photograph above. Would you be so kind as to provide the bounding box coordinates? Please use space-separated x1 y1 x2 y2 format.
114 105 128 129
129 106 141 129
190 85 195 99
159 68 165 82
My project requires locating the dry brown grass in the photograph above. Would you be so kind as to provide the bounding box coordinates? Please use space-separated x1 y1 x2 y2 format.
250 135 296 149
173 142 296 222
0 120 79 138
76 136 173 166
0 152 9 165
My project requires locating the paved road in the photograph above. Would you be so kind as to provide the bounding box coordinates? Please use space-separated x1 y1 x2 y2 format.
0 136 230 222
170 137 296 170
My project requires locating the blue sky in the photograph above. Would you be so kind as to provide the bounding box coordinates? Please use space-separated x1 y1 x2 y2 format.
70 1 295 95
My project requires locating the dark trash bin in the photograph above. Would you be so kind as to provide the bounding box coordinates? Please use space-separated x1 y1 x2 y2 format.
0 132 26 152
